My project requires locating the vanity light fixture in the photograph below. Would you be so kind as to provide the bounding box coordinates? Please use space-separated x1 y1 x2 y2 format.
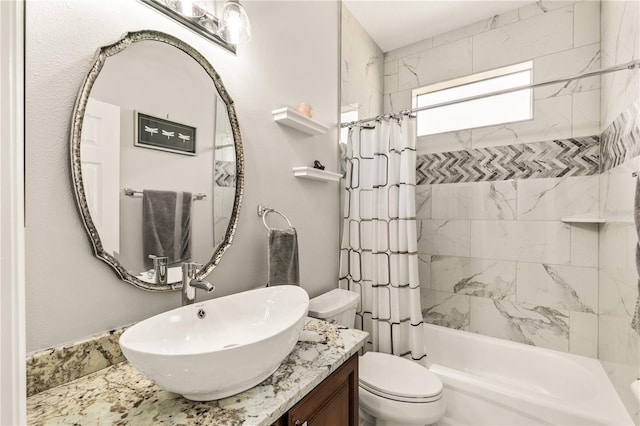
176 0 206 18
217 0 252 44
139 0 252 54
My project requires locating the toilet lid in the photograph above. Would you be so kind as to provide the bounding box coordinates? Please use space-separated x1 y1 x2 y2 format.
359 352 443 401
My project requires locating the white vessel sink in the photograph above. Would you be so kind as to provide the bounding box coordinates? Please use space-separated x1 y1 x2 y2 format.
119 285 309 401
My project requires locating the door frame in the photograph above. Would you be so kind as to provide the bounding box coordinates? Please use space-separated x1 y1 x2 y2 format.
0 0 26 424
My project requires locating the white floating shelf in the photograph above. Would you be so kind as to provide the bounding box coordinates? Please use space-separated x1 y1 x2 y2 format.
292 167 342 182
560 216 605 223
272 107 329 136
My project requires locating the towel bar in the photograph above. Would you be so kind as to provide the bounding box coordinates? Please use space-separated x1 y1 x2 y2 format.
258 204 293 231
123 188 206 201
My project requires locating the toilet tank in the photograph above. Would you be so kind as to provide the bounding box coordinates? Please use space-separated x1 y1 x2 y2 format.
308 289 359 328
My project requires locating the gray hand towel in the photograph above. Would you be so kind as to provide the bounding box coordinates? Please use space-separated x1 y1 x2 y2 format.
143 190 192 268
633 177 640 335
268 227 300 286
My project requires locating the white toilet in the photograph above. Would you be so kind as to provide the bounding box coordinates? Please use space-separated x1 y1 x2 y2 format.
308 289 446 426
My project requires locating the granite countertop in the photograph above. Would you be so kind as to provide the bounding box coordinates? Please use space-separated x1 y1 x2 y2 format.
27 318 368 426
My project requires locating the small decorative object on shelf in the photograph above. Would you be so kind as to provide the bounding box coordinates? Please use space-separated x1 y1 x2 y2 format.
295 103 312 118
313 160 325 170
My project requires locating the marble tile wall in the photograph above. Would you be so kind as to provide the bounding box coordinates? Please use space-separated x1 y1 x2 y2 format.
601 0 640 128
418 176 600 357
383 0 601 154
598 154 640 424
599 0 640 421
341 3 384 120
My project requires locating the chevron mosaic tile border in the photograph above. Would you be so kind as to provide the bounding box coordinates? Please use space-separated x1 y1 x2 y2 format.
214 160 236 187
416 136 600 185
600 99 640 172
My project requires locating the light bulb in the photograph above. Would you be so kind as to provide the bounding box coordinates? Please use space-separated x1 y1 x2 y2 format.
218 0 251 44
176 0 206 18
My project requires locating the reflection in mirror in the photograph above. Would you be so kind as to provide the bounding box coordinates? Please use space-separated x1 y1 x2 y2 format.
213 97 237 248
71 31 243 291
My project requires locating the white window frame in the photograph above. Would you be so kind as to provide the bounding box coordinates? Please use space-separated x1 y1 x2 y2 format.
412 61 533 137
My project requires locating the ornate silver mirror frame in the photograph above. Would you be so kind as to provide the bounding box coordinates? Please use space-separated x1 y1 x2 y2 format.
70 30 244 291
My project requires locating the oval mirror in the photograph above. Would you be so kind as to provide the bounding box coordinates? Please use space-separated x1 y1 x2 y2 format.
70 30 243 291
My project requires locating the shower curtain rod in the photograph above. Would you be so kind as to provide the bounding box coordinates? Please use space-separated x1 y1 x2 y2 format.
342 59 640 128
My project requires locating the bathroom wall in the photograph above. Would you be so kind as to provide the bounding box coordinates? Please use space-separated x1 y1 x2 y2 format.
380 0 604 356
384 0 601 152
25 0 340 352
341 3 384 120
417 165 601 356
598 0 640 421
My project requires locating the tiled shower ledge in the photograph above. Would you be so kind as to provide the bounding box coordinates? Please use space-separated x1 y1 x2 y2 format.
560 216 606 223
27 318 368 426
560 216 634 224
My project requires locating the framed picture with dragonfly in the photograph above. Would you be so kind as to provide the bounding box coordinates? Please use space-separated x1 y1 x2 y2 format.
134 111 197 155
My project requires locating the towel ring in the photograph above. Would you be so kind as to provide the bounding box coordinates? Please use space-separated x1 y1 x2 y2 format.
257 205 292 231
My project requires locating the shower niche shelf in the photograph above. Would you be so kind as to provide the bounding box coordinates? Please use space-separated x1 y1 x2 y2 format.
560 216 606 224
272 107 329 136
560 216 634 224
293 167 341 182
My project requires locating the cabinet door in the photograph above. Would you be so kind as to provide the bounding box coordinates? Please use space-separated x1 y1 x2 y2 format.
288 354 358 426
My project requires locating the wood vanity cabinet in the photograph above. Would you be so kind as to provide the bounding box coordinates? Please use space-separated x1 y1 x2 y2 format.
273 354 358 426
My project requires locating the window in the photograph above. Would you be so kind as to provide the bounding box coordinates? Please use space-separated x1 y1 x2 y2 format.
412 61 533 137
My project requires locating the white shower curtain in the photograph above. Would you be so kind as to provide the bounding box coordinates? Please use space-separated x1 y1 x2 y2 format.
339 114 426 361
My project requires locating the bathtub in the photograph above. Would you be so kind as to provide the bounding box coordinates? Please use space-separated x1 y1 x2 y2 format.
423 324 634 426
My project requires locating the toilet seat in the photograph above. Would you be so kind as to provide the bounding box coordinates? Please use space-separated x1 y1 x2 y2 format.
359 352 443 403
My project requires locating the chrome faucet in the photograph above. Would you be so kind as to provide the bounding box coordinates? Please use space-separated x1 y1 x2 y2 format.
148 255 168 285
182 262 215 306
